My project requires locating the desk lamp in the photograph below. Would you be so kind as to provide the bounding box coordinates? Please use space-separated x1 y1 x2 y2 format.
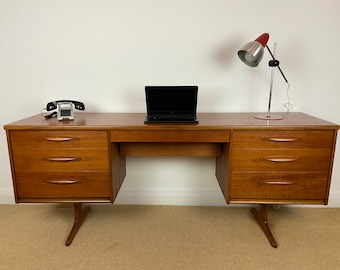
238 33 290 120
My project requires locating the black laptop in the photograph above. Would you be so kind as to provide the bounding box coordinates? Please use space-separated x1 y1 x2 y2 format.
144 86 199 123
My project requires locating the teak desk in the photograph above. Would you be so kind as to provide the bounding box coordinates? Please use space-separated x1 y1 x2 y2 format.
4 112 339 248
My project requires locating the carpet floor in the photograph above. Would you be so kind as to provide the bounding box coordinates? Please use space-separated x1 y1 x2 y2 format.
0 204 339 270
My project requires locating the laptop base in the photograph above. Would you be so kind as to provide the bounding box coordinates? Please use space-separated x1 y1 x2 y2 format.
144 116 199 124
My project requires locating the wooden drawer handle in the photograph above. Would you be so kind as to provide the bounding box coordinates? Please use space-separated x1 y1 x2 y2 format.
262 137 300 143
260 180 295 185
262 157 297 163
44 180 83 185
45 137 80 142
45 157 82 162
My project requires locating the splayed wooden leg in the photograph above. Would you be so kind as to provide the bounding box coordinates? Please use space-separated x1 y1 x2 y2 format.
65 203 91 246
251 204 278 248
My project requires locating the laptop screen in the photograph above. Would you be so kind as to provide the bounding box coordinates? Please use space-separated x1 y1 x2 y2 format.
145 86 198 114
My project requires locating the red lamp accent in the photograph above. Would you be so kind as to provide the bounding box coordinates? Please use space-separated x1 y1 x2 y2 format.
255 33 270 47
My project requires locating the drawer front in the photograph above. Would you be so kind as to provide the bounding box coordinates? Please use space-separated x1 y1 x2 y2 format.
10 131 108 149
231 149 331 172
232 131 334 149
15 171 111 199
229 172 328 200
9 130 112 201
110 130 230 142
228 130 335 203
13 148 109 171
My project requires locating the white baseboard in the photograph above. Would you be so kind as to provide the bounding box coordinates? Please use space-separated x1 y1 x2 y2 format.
328 190 340 207
115 188 340 207
0 188 15 204
1 187 340 207
114 188 227 206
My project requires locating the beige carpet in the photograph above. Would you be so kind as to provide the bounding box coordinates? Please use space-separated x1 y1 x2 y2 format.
0 204 339 270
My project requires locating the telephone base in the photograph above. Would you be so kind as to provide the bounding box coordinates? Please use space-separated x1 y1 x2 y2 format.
57 102 74 121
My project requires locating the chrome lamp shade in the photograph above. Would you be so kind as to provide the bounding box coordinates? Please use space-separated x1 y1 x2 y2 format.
238 33 269 67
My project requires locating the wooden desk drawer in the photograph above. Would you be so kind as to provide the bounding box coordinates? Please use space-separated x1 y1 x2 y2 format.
224 129 336 204
232 131 334 149
229 172 328 200
231 149 331 172
111 130 230 142
10 131 108 149
12 149 109 172
15 171 111 200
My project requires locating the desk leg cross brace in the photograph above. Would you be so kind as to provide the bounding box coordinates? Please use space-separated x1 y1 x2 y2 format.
65 203 91 246
250 204 278 248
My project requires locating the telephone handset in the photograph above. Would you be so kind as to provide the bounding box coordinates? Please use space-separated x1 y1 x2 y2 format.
45 100 85 120
46 100 85 111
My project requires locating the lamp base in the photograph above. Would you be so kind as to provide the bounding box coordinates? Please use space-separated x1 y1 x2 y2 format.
254 114 283 120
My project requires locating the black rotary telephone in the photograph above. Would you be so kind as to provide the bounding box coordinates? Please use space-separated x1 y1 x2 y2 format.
44 100 85 120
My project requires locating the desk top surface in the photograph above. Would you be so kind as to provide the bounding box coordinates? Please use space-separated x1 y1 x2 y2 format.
4 112 339 131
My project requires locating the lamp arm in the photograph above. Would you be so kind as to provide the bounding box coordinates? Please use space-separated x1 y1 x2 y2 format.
266 45 289 84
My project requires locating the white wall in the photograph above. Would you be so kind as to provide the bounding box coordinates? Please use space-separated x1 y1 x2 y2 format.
1 0 339 206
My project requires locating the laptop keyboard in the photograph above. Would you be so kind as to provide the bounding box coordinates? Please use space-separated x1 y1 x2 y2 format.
149 114 196 121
